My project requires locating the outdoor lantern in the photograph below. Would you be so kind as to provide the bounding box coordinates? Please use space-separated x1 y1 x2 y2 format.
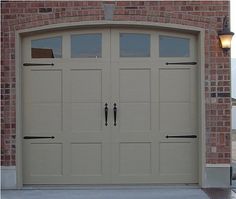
218 16 234 54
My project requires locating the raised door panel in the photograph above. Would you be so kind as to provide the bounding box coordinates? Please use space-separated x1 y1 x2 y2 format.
23 68 64 183
158 67 198 182
111 65 157 183
23 69 62 134
119 69 151 133
66 65 112 182
70 69 102 133
70 143 103 176
119 142 152 175
29 143 63 176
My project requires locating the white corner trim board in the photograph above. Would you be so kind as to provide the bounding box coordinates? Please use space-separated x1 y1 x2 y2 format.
206 164 231 168
1 166 17 189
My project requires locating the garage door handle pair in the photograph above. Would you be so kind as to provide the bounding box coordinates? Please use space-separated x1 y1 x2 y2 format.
104 103 117 126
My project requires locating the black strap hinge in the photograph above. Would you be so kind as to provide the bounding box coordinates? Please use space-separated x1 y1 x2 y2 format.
166 135 197 138
24 136 55 139
166 62 197 65
23 63 54 66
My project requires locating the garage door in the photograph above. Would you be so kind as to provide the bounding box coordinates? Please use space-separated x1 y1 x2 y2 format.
22 28 198 184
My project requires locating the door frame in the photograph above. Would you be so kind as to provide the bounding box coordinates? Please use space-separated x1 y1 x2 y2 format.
15 21 206 188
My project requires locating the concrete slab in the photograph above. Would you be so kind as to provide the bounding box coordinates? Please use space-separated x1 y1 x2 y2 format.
203 188 236 199
2 188 209 199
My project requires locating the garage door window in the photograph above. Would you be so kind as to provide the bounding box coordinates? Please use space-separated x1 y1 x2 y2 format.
120 33 150 57
31 36 62 58
159 35 190 57
71 34 102 58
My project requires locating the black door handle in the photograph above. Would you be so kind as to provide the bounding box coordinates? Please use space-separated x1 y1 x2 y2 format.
24 136 55 139
113 103 117 126
105 103 108 126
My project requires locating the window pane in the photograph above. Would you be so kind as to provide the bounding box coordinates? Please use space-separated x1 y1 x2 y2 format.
159 36 190 57
31 37 62 58
120 33 150 57
71 34 102 58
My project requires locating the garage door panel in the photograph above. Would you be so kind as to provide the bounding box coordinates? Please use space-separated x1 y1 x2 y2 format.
159 142 194 175
159 68 190 102
26 70 62 103
70 143 102 176
119 103 151 132
119 69 150 102
29 143 63 176
71 69 102 102
160 103 191 132
23 28 198 184
24 103 62 133
71 103 102 132
118 142 151 175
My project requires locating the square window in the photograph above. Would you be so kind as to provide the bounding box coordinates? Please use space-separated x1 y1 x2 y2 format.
159 35 190 57
31 37 62 58
120 33 150 57
71 34 102 58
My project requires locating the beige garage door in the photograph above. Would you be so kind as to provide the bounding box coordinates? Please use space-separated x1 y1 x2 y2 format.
22 28 198 184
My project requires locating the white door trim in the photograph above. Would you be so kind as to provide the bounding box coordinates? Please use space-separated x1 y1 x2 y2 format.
15 21 205 188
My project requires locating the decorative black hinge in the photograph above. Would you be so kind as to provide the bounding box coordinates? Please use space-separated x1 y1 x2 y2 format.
166 62 197 65
24 136 55 139
166 135 197 138
23 63 54 66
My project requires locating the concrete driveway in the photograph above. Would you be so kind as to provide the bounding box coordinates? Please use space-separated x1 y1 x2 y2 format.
2 187 210 199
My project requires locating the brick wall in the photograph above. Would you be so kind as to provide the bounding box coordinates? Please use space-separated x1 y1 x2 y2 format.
1 1 231 166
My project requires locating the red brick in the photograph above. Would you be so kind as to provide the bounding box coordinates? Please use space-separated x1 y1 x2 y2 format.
116 1 130 6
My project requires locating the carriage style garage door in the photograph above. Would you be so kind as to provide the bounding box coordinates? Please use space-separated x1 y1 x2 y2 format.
22 28 198 184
